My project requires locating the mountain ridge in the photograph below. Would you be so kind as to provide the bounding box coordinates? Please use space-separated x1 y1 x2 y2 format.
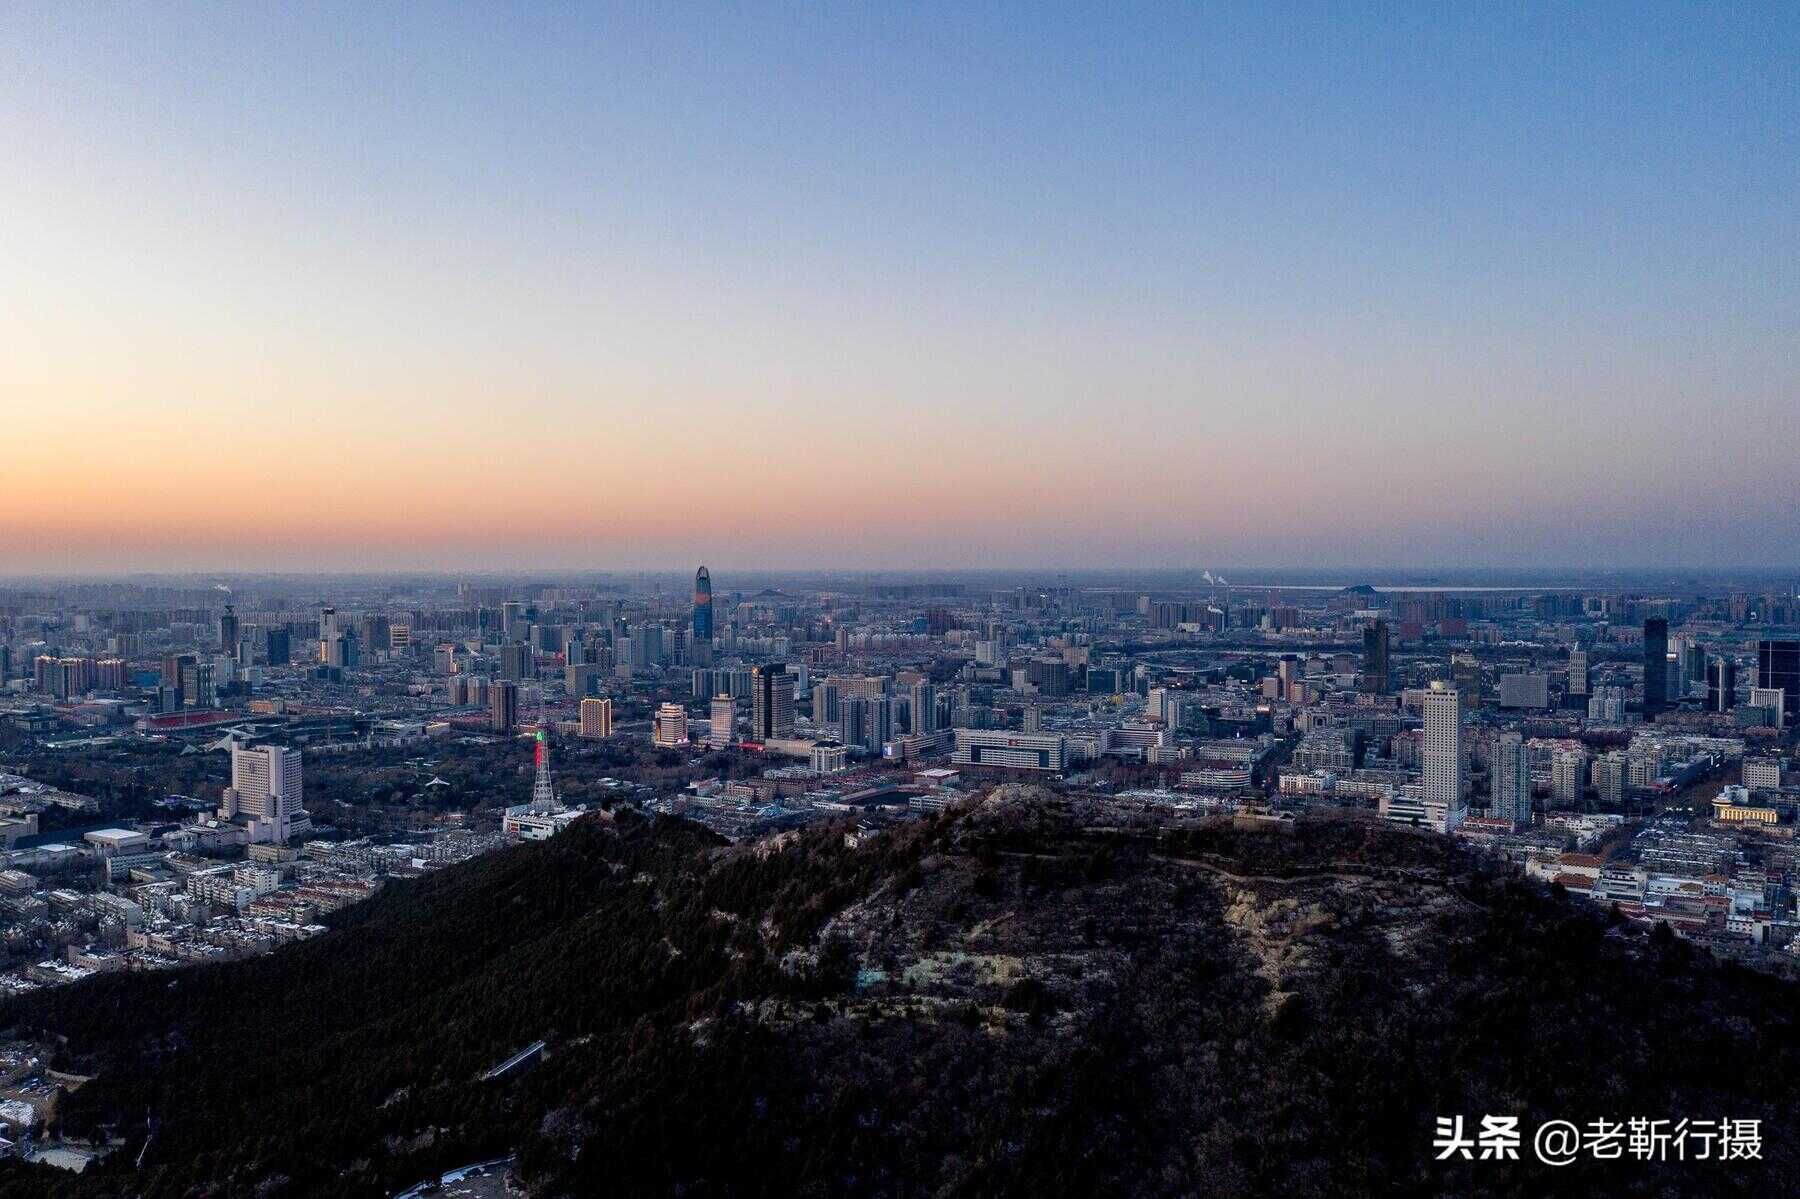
0 788 1794 1197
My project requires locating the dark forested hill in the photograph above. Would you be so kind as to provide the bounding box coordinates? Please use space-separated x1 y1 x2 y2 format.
1 787 1797 1197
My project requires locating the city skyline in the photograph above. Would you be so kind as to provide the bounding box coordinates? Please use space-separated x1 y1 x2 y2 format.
6 5 1798 573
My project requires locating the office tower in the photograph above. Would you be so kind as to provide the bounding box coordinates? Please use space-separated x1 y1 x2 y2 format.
490 680 519 733
707 694 735 748
319 606 340 642
359 614 389 658
1756 640 1799 724
218 604 239 658
322 631 357 669
1277 655 1300 701
222 745 304 843
627 624 665 670
389 624 411 653
499 641 532 682
751 664 795 741
1422 682 1464 817
1024 657 1071 695
1567 649 1588 696
579 697 613 739
653 702 689 748
161 651 196 698
1642 618 1668 717
1022 703 1043 733
1360 619 1390 693
1450 654 1482 709
1491 731 1530 827
812 682 840 726
265 627 291 666
1552 748 1587 807
1684 642 1706 692
501 601 525 641
1709 658 1736 712
910 681 938 733
692 566 714 667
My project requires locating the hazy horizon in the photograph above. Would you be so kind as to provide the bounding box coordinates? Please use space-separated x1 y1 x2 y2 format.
5 5 1797 573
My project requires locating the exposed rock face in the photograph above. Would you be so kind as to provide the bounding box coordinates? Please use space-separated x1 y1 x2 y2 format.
4 794 1798 1198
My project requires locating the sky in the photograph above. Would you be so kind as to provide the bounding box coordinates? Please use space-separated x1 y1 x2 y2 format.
2 3 1797 574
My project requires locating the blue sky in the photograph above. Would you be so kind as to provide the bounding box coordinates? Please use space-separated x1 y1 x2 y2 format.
2 4 1796 571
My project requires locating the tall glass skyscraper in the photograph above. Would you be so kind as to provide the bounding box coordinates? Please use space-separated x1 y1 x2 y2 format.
692 566 714 666
1758 639 1799 724
1642 618 1668 718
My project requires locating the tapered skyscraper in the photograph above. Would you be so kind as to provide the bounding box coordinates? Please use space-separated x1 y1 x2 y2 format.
692 566 714 666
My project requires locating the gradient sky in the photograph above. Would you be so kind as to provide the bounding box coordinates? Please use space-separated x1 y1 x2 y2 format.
3 3 1797 573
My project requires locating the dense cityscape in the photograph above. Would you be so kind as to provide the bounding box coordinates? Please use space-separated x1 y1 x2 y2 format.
7 4 1799 1195
0 569 1796 1177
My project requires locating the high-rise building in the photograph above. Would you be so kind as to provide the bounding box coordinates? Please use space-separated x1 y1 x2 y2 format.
1642 618 1668 718
1593 751 1628 806
627 624 666 671
653 702 689 748
1551 748 1587 807
322 630 357 669
490 679 519 733
1422 682 1464 824
180 661 215 708
1497 673 1550 709
1756 640 1798 724
707 694 735 748
1277 655 1300 702
499 641 532 682
1491 731 1530 827
1684 642 1706 692
909 681 938 733
221 745 305 843
812 682 840 725
1567 649 1588 696
265 627 291 667
501 601 525 641
1749 687 1787 725
96 657 128 692
1587 686 1626 723
692 566 714 667
841 694 892 755
359 614 390 659
1450 654 1482 710
1709 658 1736 713
751 664 795 741
1360 619 1390 693
579 697 613 739
161 651 196 700
218 604 239 659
